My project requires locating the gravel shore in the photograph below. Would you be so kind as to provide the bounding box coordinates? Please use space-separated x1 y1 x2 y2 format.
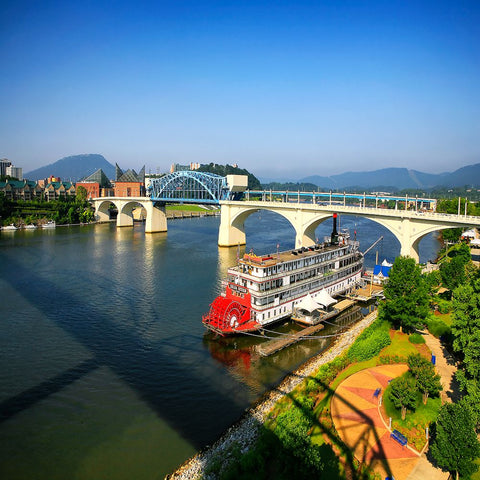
167 310 378 480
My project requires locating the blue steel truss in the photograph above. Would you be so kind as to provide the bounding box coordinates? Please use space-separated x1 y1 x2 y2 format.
148 171 230 204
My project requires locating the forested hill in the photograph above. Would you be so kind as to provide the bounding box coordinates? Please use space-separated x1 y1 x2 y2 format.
299 163 480 190
25 154 116 182
198 163 261 190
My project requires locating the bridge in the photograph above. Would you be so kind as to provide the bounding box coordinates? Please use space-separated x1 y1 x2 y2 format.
218 200 480 262
91 171 247 233
91 171 480 262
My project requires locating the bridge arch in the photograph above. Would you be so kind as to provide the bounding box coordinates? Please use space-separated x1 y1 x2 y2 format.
219 204 333 248
149 171 229 204
219 200 480 262
92 197 167 233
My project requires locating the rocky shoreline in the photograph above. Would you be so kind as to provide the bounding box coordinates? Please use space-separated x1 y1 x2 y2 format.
167 310 378 480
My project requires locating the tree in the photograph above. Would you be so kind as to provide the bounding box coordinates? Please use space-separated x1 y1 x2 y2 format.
451 281 480 382
380 256 429 332
388 375 417 420
407 353 430 377
439 243 473 291
430 401 480 480
76 185 88 201
416 365 442 405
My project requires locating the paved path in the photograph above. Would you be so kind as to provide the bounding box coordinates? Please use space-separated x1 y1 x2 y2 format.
423 333 459 403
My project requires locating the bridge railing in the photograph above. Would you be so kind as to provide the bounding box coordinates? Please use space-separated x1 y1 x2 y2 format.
225 198 480 224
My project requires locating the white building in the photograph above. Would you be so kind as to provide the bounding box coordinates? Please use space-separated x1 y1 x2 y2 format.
6 165 23 180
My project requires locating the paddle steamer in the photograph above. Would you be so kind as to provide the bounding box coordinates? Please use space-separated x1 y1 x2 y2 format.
203 214 364 336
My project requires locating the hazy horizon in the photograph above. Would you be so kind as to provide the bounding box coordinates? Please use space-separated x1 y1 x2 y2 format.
1 1 479 179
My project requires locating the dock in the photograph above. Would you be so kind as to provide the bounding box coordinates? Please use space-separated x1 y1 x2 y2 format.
256 298 358 357
347 284 384 302
256 323 326 357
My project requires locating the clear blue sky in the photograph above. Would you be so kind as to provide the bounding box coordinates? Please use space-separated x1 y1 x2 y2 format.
1 0 479 180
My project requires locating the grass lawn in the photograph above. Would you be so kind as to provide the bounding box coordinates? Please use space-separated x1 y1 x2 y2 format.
165 204 217 212
381 330 420 358
434 312 453 326
383 379 441 451
471 459 480 480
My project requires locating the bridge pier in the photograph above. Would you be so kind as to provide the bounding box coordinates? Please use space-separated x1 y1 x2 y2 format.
117 206 134 228
218 205 246 247
145 203 167 233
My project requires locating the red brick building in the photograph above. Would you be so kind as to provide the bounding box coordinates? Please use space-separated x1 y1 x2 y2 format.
113 164 145 197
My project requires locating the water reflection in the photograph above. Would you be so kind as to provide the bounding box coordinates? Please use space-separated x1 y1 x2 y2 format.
203 306 363 395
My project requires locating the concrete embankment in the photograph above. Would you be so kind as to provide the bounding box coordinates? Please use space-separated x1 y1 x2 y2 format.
167 310 378 480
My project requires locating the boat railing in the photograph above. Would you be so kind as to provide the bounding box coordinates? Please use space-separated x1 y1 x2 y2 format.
250 259 364 298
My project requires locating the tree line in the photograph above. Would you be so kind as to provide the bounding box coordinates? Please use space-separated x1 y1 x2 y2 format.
0 186 94 226
379 252 480 479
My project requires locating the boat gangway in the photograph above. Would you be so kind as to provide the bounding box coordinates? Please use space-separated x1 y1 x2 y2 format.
256 300 358 357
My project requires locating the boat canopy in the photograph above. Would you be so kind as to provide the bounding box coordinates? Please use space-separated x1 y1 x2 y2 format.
316 289 337 308
295 293 322 313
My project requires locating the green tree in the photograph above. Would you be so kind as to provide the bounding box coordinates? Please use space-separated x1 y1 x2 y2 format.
416 365 442 405
76 185 88 201
452 281 480 382
407 353 431 378
388 375 417 420
430 401 480 480
380 256 429 332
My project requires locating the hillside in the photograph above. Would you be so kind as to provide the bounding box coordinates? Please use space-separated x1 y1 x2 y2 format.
300 164 480 190
25 154 116 182
198 163 261 190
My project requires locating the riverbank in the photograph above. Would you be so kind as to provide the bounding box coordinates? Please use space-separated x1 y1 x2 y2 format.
167 310 378 480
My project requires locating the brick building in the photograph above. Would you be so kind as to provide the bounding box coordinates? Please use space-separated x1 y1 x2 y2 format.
113 164 145 197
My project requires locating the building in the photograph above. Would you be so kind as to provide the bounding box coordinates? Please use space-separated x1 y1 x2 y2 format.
44 181 76 201
113 164 145 197
76 168 113 198
0 179 43 200
372 259 393 284
170 162 200 173
6 165 23 180
0 159 12 177
38 176 61 188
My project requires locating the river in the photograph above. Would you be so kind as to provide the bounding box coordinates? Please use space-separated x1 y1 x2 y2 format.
0 212 441 479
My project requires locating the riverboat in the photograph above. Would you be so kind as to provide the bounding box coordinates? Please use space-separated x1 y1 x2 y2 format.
42 220 56 229
203 214 364 336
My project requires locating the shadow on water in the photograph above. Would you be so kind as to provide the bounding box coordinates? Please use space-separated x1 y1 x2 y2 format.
0 256 247 449
0 359 99 423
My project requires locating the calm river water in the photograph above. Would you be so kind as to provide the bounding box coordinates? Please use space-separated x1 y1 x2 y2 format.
0 212 441 479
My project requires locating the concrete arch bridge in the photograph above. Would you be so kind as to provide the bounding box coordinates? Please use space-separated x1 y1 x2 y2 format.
92 171 248 233
218 200 480 262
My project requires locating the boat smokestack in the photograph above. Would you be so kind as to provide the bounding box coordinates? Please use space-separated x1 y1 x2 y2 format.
331 213 339 244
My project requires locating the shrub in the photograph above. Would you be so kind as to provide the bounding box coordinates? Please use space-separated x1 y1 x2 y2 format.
379 354 407 364
426 317 451 339
347 319 391 361
436 298 451 314
408 333 426 344
306 355 351 394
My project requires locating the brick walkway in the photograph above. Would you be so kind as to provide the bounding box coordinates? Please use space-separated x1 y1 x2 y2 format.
331 364 420 480
331 363 450 480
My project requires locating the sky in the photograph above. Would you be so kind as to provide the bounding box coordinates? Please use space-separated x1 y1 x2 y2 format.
0 0 479 180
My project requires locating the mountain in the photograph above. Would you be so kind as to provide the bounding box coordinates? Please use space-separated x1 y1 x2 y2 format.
25 154 116 182
300 164 480 190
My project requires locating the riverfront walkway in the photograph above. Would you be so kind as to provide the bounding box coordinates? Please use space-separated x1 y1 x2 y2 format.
331 364 449 480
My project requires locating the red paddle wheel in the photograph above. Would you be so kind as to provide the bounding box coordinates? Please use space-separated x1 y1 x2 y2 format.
202 285 260 335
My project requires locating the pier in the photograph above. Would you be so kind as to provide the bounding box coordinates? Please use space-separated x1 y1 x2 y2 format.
257 299 358 357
